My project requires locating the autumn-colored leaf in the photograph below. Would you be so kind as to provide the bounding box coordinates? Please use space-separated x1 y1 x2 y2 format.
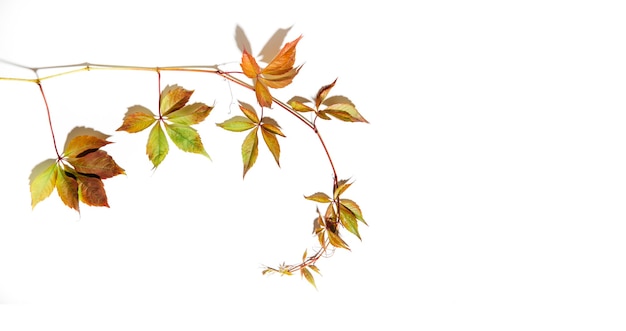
239 104 259 123
254 79 273 108
289 99 314 112
67 149 125 179
30 159 58 209
340 198 366 225
302 249 308 262
261 126 281 166
327 230 350 250
315 78 337 108
262 35 302 76
339 203 360 240
64 135 111 158
56 166 79 211
216 116 256 132
334 179 352 199
301 267 317 289
77 174 109 207
260 117 285 137
308 264 321 275
324 103 369 123
166 103 213 125
160 85 193 116
116 106 156 133
147 123 169 168
164 122 210 159
305 192 331 203
242 127 259 178
241 49 261 78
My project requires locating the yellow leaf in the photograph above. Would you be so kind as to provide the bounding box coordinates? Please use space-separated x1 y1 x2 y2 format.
242 127 259 178
30 159 58 209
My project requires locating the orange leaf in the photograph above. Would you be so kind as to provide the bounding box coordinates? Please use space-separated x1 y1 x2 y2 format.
262 35 302 76
56 167 79 211
241 49 261 78
242 127 259 178
64 135 111 158
68 149 125 179
160 85 193 116
116 106 156 133
254 79 273 108
261 126 281 166
315 79 337 108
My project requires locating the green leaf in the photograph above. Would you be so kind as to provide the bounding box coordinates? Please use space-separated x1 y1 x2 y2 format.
242 127 259 178
340 198 366 225
164 122 210 159
30 159 58 209
304 192 331 203
261 126 281 166
216 116 256 132
166 102 212 125
339 204 360 240
147 122 169 168
301 267 317 289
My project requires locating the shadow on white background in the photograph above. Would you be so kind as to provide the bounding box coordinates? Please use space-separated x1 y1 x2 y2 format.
1 0 625 330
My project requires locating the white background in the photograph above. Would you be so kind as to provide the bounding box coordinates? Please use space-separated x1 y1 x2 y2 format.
1 0 625 330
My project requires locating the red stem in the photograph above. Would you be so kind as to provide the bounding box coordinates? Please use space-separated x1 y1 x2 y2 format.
37 82 61 160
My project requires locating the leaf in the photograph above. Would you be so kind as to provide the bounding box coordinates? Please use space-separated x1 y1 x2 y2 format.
288 100 314 113
67 150 125 179
261 126 281 166
301 267 317 289
324 103 369 123
239 104 259 123
165 122 210 159
302 249 308 262
340 198 366 225
166 102 213 125
30 159 58 209
254 79 273 108
334 179 352 199
327 230 350 250
339 204 360 240
63 135 112 158
147 122 169 168
260 117 285 137
216 116 256 132
262 35 302 76
241 49 261 78
241 127 259 178
308 264 322 275
304 192 331 203
77 174 109 207
160 85 193 116
56 166 79 211
116 106 156 133
315 79 337 108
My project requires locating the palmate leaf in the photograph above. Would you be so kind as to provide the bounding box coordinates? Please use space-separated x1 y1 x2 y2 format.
240 36 303 108
118 84 212 168
30 133 125 211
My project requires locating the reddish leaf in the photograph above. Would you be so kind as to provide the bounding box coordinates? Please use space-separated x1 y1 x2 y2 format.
68 149 125 179
315 79 337 108
64 135 112 158
56 167 79 211
241 49 261 78
160 85 193 116
262 35 302 76
254 79 273 108
78 175 109 207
